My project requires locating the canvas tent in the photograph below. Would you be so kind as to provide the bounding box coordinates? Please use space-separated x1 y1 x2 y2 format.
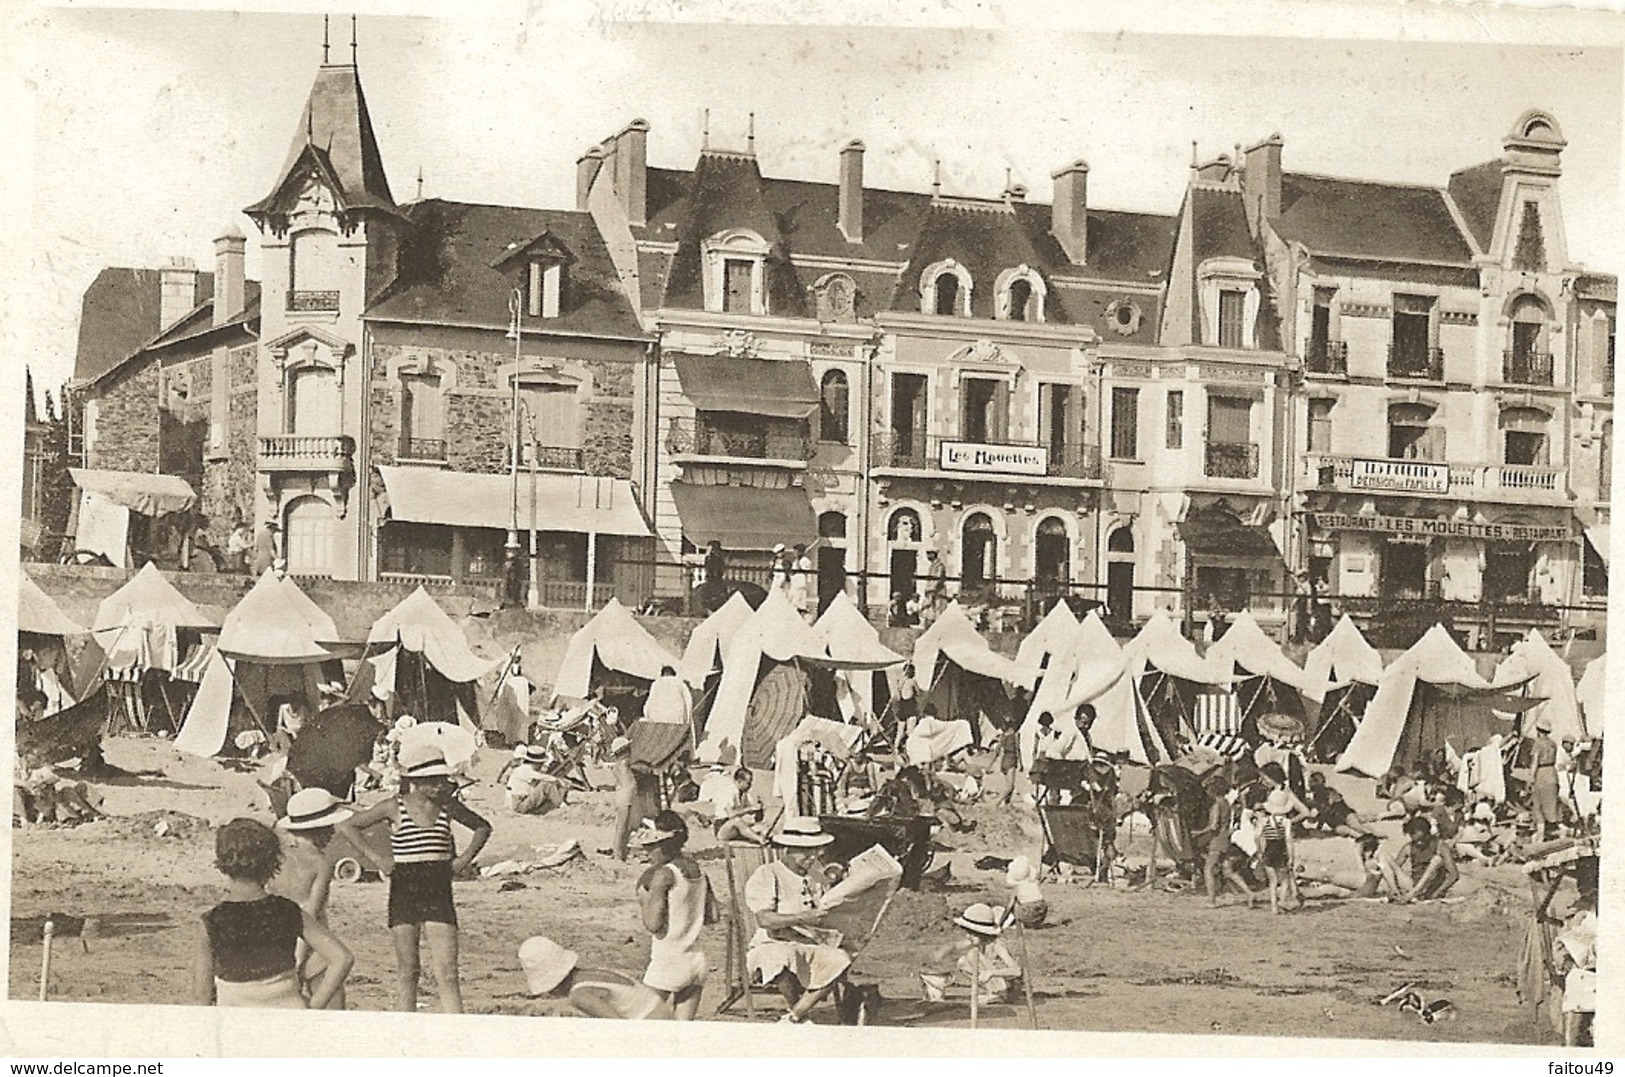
1494 630 1586 744
551 598 678 719
1575 654 1606 739
679 591 754 732
174 572 348 757
90 562 218 733
1122 613 1231 751
1014 599 1078 681
1302 616 1385 762
1336 623 1537 778
1204 610 1321 741
911 601 1034 740
1036 611 1166 766
359 587 500 729
18 572 88 715
811 591 905 721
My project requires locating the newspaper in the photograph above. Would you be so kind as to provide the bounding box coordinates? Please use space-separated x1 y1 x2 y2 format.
816 844 904 952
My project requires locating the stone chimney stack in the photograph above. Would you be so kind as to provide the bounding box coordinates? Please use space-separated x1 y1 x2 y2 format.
1243 134 1284 231
838 140 865 243
159 256 199 331
1051 160 1089 266
615 119 649 227
213 226 246 328
576 145 606 211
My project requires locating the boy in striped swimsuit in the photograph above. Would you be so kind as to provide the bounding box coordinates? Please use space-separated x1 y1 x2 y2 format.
339 744 491 1013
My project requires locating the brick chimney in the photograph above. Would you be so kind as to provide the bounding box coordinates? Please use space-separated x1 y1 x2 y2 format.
1243 134 1284 231
614 119 649 227
838 140 865 243
1051 160 1089 265
213 226 246 327
159 256 199 331
576 144 606 212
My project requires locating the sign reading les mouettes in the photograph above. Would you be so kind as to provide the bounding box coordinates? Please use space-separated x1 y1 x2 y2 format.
1310 513 1572 542
1349 458 1449 494
940 441 1048 476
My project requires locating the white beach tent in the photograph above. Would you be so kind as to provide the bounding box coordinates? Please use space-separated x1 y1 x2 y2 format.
362 587 502 729
551 598 679 713
912 601 1035 692
812 591 905 720
698 589 834 767
1035 611 1164 766
1123 612 1231 748
1302 615 1385 761
1336 624 1534 778
679 591 754 688
1575 653 1606 739
19 571 89 639
18 571 89 714
1014 599 1078 683
1494 629 1586 744
92 562 217 676
1205 610 1321 739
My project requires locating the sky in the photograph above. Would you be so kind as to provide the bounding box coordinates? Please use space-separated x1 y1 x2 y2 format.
5 1 1623 399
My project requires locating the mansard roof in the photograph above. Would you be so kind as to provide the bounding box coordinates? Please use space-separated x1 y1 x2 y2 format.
1274 172 1476 267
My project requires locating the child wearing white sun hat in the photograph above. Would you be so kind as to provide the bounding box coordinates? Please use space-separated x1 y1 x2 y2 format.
272 788 355 1009
920 902 1024 1005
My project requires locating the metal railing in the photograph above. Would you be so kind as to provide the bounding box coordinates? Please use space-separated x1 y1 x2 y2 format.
1204 441 1260 479
287 290 340 312
398 436 447 462
1300 452 1566 497
520 444 586 471
1502 349 1555 385
1387 344 1444 381
869 430 1104 480
1305 340 1348 375
665 417 812 463
257 434 355 468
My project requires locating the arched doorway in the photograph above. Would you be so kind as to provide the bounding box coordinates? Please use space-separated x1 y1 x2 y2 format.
888 508 922 625
1034 516 1071 595
1106 525 1135 621
283 495 336 576
817 511 847 614
961 512 997 594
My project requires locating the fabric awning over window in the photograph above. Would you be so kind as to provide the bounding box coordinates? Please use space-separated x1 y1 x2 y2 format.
1178 514 1281 559
672 354 819 419
68 468 196 517
1584 524 1610 569
377 466 651 537
670 481 816 550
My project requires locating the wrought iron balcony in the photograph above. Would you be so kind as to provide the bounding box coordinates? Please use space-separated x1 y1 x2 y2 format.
257 434 355 473
286 290 340 313
1387 344 1444 381
870 430 1104 481
1305 340 1348 376
519 444 585 471
1502 349 1555 386
1204 441 1260 479
398 436 447 463
665 417 811 464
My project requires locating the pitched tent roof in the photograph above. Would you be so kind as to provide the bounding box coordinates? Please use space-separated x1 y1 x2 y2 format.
92 563 217 674
1575 653 1606 739
813 592 905 668
1303 615 1385 690
1124 612 1229 685
18 572 87 637
1206 610 1319 698
368 586 500 684
1336 624 1528 777
912 601 1034 691
215 571 339 664
679 591 754 687
1040 611 1163 767
552 598 678 700
1495 630 1585 743
1015 599 1078 672
698 589 832 764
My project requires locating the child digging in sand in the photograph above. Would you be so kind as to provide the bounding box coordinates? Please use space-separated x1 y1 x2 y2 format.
194 818 352 1009
272 788 353 1009
919 903 1025 1006
337 743 492 1013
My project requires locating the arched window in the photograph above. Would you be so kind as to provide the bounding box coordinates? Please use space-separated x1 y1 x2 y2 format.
818 511 847 540
888 508 921 544
961 512 997 590
1107 526 1135 554
996 266 1046 322
1034 516 1070 586
1387 401 1442 461
1507 295 1553 384
934 274 961 316
1106 526 1135 620
920 260 972 317
1007 279 1033 322
286 364 340 436
283 496 335 576
818 369 850 444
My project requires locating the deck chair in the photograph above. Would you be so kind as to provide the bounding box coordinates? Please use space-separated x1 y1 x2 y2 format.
1037 802 1106 880
717 842 900 1022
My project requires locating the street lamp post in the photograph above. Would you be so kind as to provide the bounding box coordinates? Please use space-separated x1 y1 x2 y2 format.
528 410 541 610
505 289 523 607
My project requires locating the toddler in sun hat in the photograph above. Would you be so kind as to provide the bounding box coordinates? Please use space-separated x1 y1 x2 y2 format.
1006 855 1047 928
920 902 1024 1005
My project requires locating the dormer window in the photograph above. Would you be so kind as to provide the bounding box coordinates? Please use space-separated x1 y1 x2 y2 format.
702 230 770 316
1196 259 1261 349
995 265 1046 323
921 259 973 317
527 261 563 319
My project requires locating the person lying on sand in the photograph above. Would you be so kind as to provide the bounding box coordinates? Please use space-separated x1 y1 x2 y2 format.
519 936 675 1019
1304 772 1372 838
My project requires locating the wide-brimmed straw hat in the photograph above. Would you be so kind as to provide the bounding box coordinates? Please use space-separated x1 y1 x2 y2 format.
281 788 353 831
953 902 1015 936
772 818 833 848
1256 712 1304 742
1534 717 1553 733
522 744 550 766
627 817 682 848
518 936 579 996
399 743 454 779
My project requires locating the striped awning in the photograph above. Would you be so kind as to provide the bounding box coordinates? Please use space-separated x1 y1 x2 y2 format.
173 639 217 684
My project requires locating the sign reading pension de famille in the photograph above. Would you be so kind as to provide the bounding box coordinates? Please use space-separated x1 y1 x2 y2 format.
940 441 1048 475
1310 512 1572 542
1348 458 1450 494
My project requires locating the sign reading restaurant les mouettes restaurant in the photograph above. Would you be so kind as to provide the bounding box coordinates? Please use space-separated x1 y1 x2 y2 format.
1309 513 1573 542
1348 458 1451 495
940 441 1048 476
